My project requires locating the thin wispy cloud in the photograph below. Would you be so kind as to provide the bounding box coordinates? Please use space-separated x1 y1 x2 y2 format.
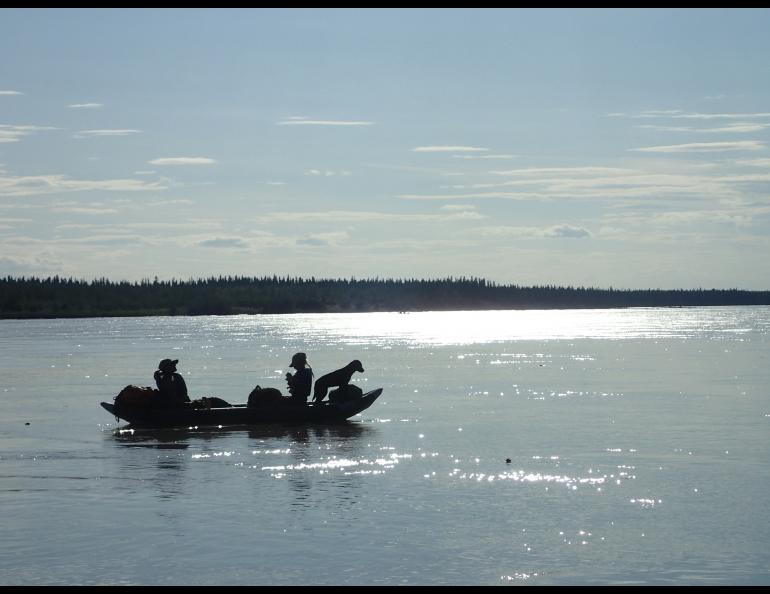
304 169 352 177
631 141 765 153
412 146 489 153
490 167 635 177
735 158 770 167
440 204 478 211
401 169 752 203
400 191 555 201
452 154 516 160
259 209 485 224
147 199 195 207
296 231 350 247
0 173 167 197
0 91 23 96
613 109 770 120
68 103 103 109
198 237 250 249
124 221 222 231
662 112 770 120
149 157 217 165
0 217 34 224
471 224 592 239
0 124 58 143
74 129 142 139
635 123 770 134
51 206 120 215
600 203 770 233
277 117 373 126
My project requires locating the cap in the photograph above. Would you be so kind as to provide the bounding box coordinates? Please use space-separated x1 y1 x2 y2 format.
158 358 179 372
289 352 307 368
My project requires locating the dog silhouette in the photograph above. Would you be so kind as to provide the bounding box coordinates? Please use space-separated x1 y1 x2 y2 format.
313 360 364 403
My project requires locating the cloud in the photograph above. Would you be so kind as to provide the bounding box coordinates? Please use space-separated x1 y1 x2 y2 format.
600 203 770 233
735 158 770 167
400 168 751 203
0 173 167 197
0 254 62 275
0 124 58 143
259 209 486 224
296 231 350 246
664 112 770 120
631 141 765 153
50 206 120 215
304 169 352 177
452 154 516 160
0 91 23 96
198 237 250 249
74 129 142 139
615 110 770 120
635 123 770 134
277 117 373 126
412 146 489 153
149 157 217 165
652 210 754 227
490 167 635 177
0 217 34 224
147 199 195 207
68 103 103 109
0 217 33 231
440 204 478 211
400 191 554 201
472 224 592 239
545 224 592 238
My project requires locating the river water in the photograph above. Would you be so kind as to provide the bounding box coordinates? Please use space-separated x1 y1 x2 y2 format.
1 308 768 585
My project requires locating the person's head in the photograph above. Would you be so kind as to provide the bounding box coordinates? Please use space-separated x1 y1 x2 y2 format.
289 352 307 369
158 358 179 373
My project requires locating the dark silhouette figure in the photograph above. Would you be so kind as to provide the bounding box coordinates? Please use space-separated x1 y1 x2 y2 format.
312 359 364 404
247 385 284 408
153 358 190 407
286 352 313 404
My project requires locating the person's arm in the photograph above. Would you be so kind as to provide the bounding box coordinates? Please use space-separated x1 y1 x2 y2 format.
154 370 163 390
176 374 189 400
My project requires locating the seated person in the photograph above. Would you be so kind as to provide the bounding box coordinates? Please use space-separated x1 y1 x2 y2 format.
285 352 313 404
153 358 190 406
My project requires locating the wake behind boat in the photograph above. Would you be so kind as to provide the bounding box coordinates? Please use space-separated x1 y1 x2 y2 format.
101 387 383 429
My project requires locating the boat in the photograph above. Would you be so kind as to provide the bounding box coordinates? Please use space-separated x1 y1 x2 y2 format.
100 387 383 428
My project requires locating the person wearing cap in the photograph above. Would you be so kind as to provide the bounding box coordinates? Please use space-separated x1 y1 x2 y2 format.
153 358 190 407
285 352 313 404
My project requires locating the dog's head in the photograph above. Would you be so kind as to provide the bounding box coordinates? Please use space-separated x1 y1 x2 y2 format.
349 359 364 373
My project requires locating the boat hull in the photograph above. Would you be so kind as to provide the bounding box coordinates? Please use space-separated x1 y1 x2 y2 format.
101 388 382 428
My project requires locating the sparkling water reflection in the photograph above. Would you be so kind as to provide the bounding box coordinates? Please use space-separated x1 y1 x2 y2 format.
0 308 769 585
205 306 763 346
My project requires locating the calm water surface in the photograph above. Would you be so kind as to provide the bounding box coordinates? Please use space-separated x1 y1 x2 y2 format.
1 308 769 585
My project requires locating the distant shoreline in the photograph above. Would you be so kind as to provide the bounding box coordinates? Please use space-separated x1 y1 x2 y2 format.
2 275 769 320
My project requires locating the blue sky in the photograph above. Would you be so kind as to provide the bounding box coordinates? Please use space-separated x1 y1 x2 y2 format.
2 8 770 289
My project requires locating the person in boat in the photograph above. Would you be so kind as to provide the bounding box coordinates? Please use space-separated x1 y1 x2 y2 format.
153 358 190 407
285 352 313 405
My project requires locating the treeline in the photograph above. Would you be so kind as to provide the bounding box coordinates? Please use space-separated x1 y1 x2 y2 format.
1 275 770 319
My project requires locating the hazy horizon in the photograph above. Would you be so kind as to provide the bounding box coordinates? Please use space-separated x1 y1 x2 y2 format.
2 9 770 289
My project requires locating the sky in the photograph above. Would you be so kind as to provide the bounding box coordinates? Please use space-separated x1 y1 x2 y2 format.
2 8 770 289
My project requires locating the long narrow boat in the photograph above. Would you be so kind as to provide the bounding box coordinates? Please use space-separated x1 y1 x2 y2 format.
101 388 383 428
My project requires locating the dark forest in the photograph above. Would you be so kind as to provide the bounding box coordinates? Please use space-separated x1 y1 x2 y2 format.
2 275 769 319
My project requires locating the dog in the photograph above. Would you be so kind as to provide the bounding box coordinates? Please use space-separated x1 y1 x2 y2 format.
312 360 364 403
